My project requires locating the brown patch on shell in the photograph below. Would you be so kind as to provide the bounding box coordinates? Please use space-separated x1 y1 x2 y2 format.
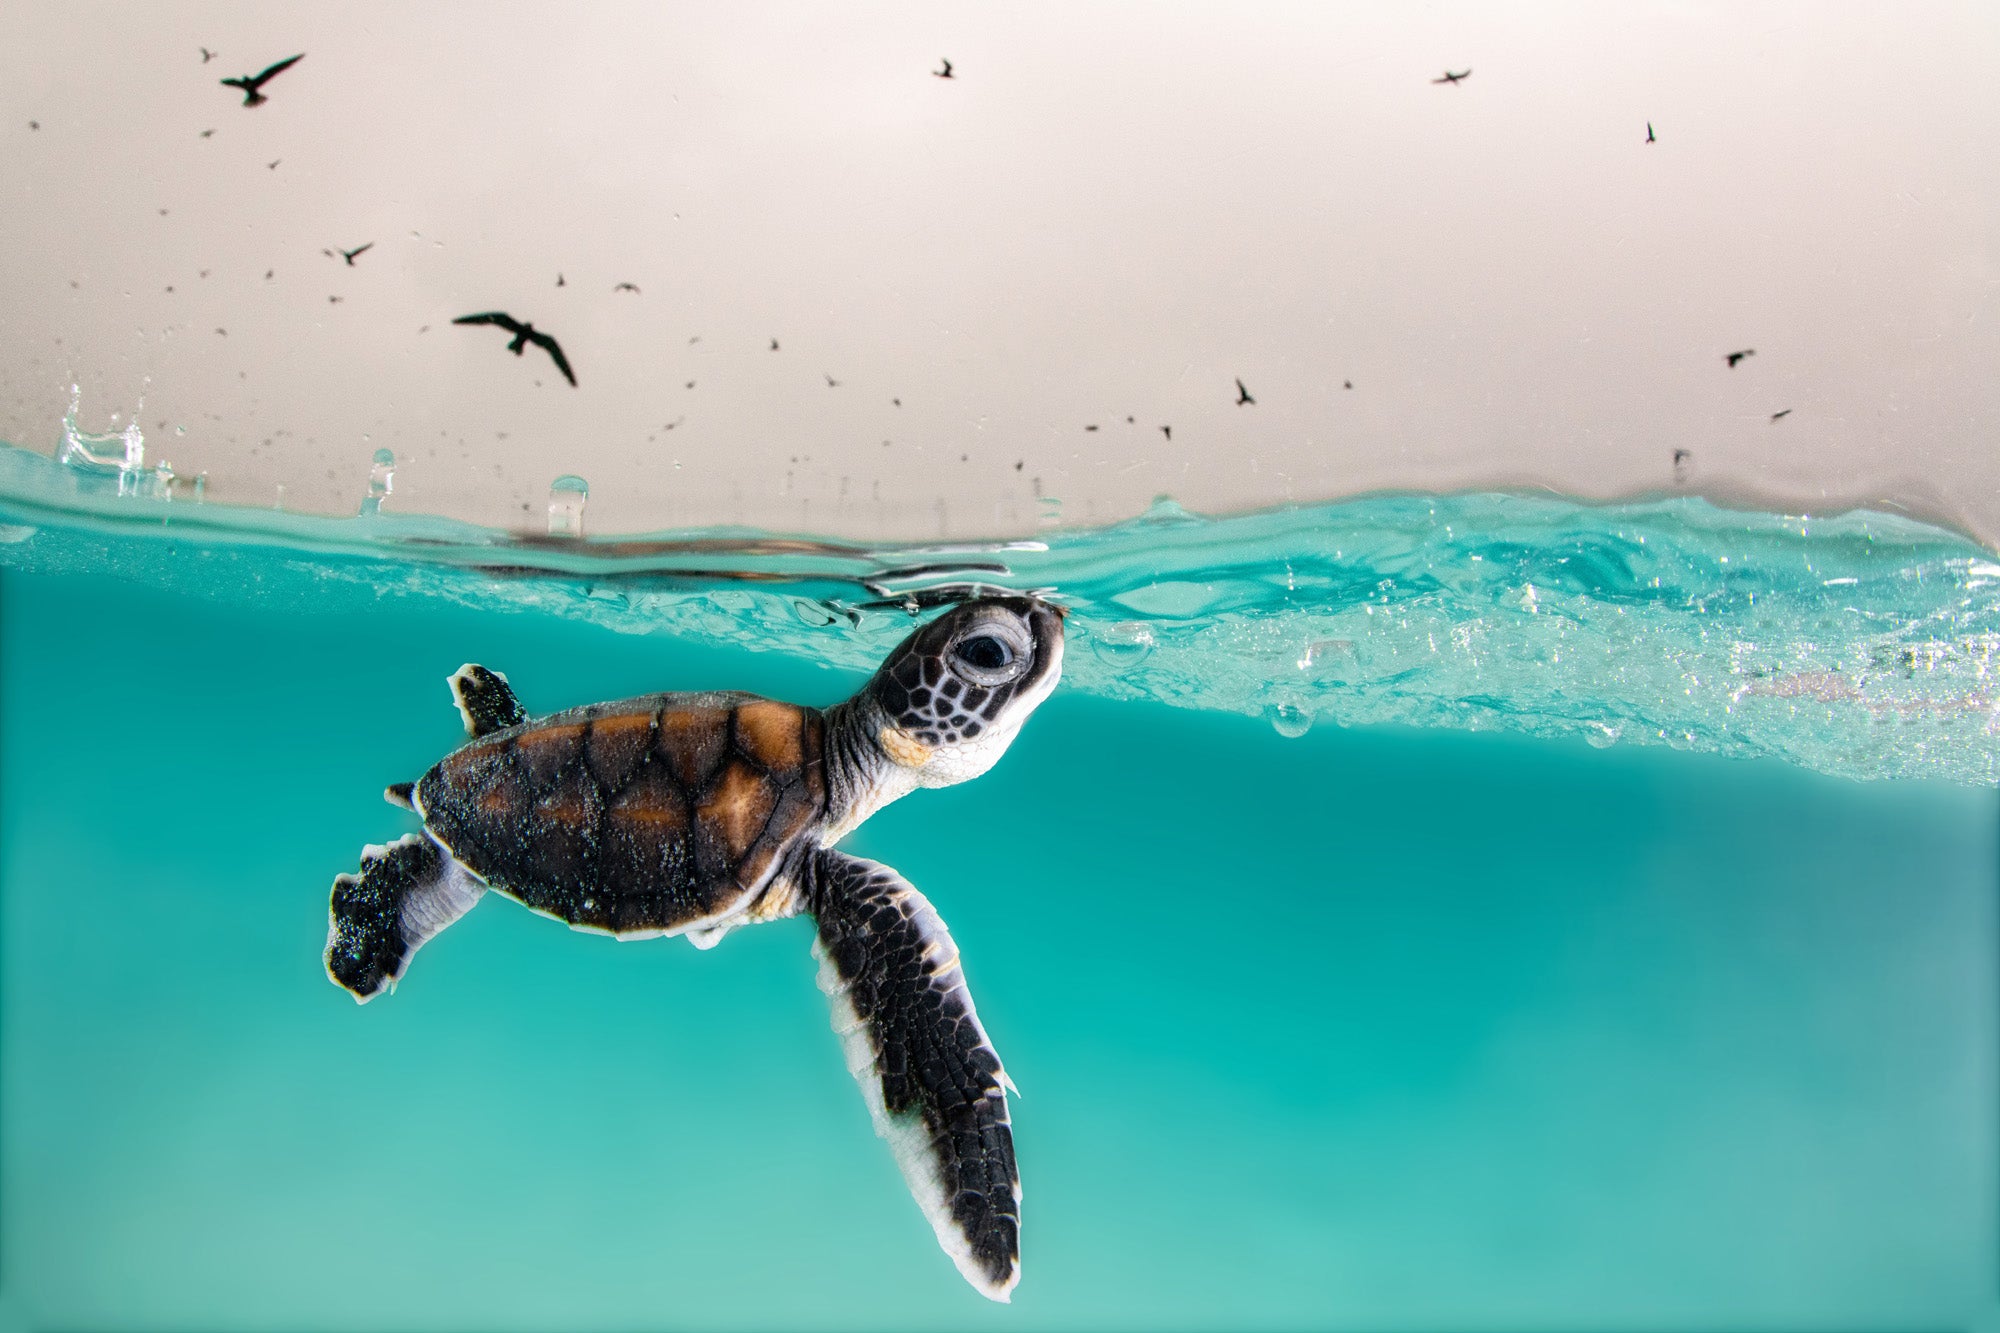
699 760 777 865
585 711 655 788
656 709 727 788
515 723 585 786
735 700 804 773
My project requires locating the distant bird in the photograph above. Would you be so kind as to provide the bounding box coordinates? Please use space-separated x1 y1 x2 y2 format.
1770 408 1792 422
28 120 39 131
1645 121 1656 143
1432 68 1471 85
1084 424 1099 432
1672 447 1692 479
1725 348 1755 369
453 311 577 387
200 47 216 64
334 243 372 266
1343 380 1353 389
1234 377 1255 406
1160 425 1173 441
934 58 954 79
266 158 281 169
613 282 640 293
199 128 214 138
556 273 565 287
770 337 780 351
221 53 304 107
825 372 842 388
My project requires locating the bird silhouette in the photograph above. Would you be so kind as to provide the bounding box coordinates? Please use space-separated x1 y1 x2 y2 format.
221 54 304 107
453 312 577 387
1432 68 1471 84
1646 121 1656 143
1672 448 1692 479
770 337 780 351
200 47 216 64
825 372 842 388
1770 408 1792 422
1161 425 1173 441
336 243 372 266
934 58 954 79
1235 377 1255 406
613 282 640 293
1725 348 1755 368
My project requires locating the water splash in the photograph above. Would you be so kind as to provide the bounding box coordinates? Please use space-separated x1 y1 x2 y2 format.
359 447 396 516
548 475 589 537
58 386 153 497
2 439 1997 786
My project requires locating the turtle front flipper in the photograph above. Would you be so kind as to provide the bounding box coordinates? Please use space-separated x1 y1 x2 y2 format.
807 848 1021 1302
325 833 486 1001
449 663 527 738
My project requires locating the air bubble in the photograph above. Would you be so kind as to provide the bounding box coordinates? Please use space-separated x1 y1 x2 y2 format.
1297 639 1356 674
1090 621 1156 669
359 447 395 515
548 474 589 536
1266 702 1313 738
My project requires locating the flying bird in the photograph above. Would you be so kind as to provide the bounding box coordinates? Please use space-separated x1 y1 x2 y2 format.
1646 121 1656 143
453 312 577 387
1725 348 1755 368
1234 377 1255 406
613 282 640 293
1432 68 1471 84
331 243 372 265
1672 448 1692 479
1160 425 1173 441
200 47 216 64
934 58 954 79
556 273 566 287
770 337 780 351
825 372 842 388
1770 408 1792 422
221 53 304 107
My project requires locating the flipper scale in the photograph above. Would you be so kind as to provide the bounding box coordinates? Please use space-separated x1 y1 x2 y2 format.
808 848 1020 1302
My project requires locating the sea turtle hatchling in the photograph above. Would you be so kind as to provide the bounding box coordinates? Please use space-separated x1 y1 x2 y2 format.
324 596 1064 1300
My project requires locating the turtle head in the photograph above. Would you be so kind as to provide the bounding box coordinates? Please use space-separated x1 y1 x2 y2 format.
863 596 1065 788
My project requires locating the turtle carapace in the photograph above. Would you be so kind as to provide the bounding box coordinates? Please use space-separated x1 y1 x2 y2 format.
325 597 1064 1301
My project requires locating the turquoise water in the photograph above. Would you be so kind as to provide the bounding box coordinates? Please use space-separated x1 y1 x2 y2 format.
1 440 1997 1329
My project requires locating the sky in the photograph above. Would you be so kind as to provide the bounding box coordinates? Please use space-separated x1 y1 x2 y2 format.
2 1 1996 541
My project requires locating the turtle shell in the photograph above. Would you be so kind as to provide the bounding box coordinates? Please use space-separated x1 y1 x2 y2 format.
414 691 827 936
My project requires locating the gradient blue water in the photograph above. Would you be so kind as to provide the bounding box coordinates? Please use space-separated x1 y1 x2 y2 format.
2 558 1994 1331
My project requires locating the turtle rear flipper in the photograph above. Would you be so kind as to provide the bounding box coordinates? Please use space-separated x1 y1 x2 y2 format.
449 663 527 738
808 848 1021 1302
325 833 486 1002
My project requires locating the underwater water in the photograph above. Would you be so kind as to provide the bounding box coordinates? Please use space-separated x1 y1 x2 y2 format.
1 440 1997 1330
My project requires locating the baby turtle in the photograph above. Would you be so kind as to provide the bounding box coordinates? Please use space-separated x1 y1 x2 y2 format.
325 597 1064 1301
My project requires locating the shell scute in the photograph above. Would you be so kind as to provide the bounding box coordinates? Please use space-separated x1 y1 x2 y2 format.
417 692 826 940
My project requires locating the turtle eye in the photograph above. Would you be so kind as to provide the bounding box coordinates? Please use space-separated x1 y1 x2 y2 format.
953 634 1013 672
